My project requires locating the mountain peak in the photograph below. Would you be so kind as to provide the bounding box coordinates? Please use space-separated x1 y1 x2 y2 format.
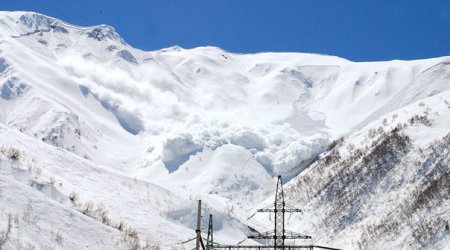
85 25 126 44
0 11 126 45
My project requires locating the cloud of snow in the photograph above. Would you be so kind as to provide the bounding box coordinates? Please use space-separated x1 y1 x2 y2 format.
57 50 332 175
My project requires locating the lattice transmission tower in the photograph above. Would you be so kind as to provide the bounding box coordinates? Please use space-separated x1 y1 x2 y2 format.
248 175 311 248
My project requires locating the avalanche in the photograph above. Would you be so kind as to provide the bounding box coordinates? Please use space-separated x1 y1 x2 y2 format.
0 11 448 249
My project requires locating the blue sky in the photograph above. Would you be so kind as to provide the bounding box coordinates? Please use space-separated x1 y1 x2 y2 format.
1 0 449 61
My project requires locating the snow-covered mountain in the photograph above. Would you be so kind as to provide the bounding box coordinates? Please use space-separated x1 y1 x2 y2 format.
0 11 448 249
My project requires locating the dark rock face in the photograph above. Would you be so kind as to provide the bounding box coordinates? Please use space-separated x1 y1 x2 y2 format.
86 26 126 44
117 50 138 64
1 78 28 100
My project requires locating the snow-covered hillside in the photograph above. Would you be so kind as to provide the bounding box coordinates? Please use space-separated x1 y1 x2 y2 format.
0 11 448 249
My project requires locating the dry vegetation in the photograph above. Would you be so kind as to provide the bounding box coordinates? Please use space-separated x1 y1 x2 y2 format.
285 112 449 248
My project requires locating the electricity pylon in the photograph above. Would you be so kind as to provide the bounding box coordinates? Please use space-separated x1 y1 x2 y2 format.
248 175 311 248
206 214 214 250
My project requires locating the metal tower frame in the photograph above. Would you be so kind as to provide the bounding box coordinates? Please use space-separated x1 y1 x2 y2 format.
207 214 214 250
193 176 341 250
195 201 216 250
196 200 206 250
248 176 311 248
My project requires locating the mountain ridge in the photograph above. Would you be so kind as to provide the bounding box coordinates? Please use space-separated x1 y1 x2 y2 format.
0 11 448 249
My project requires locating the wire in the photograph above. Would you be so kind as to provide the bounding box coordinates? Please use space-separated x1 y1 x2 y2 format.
236 237 247 245
247 212 257 220
175 236 197 245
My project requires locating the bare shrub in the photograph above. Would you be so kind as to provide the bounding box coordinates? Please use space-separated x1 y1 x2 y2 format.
408 113 432 126
125 227 139 239
81 201 95 215
56 231 63 244
69 198 148 248
323 149 341 166
69 192 79 204
35 166 42 175
0 214 12 247
1 147 21 160
116 221 125 231
368 128 377 139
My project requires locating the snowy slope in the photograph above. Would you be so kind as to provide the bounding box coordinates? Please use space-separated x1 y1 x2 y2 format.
0 11 449 249
282 91 450 249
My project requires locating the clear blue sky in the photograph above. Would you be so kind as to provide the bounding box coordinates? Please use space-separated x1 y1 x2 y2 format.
1 0 449 61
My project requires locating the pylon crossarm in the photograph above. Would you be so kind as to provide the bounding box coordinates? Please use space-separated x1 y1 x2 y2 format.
202 237 220 246
249 231 311 240
283 230 312 239
285 208 302 212
247 230 275 239
257 208 302 213
256 208 274 212
214 245 341 249
285 203 303 211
